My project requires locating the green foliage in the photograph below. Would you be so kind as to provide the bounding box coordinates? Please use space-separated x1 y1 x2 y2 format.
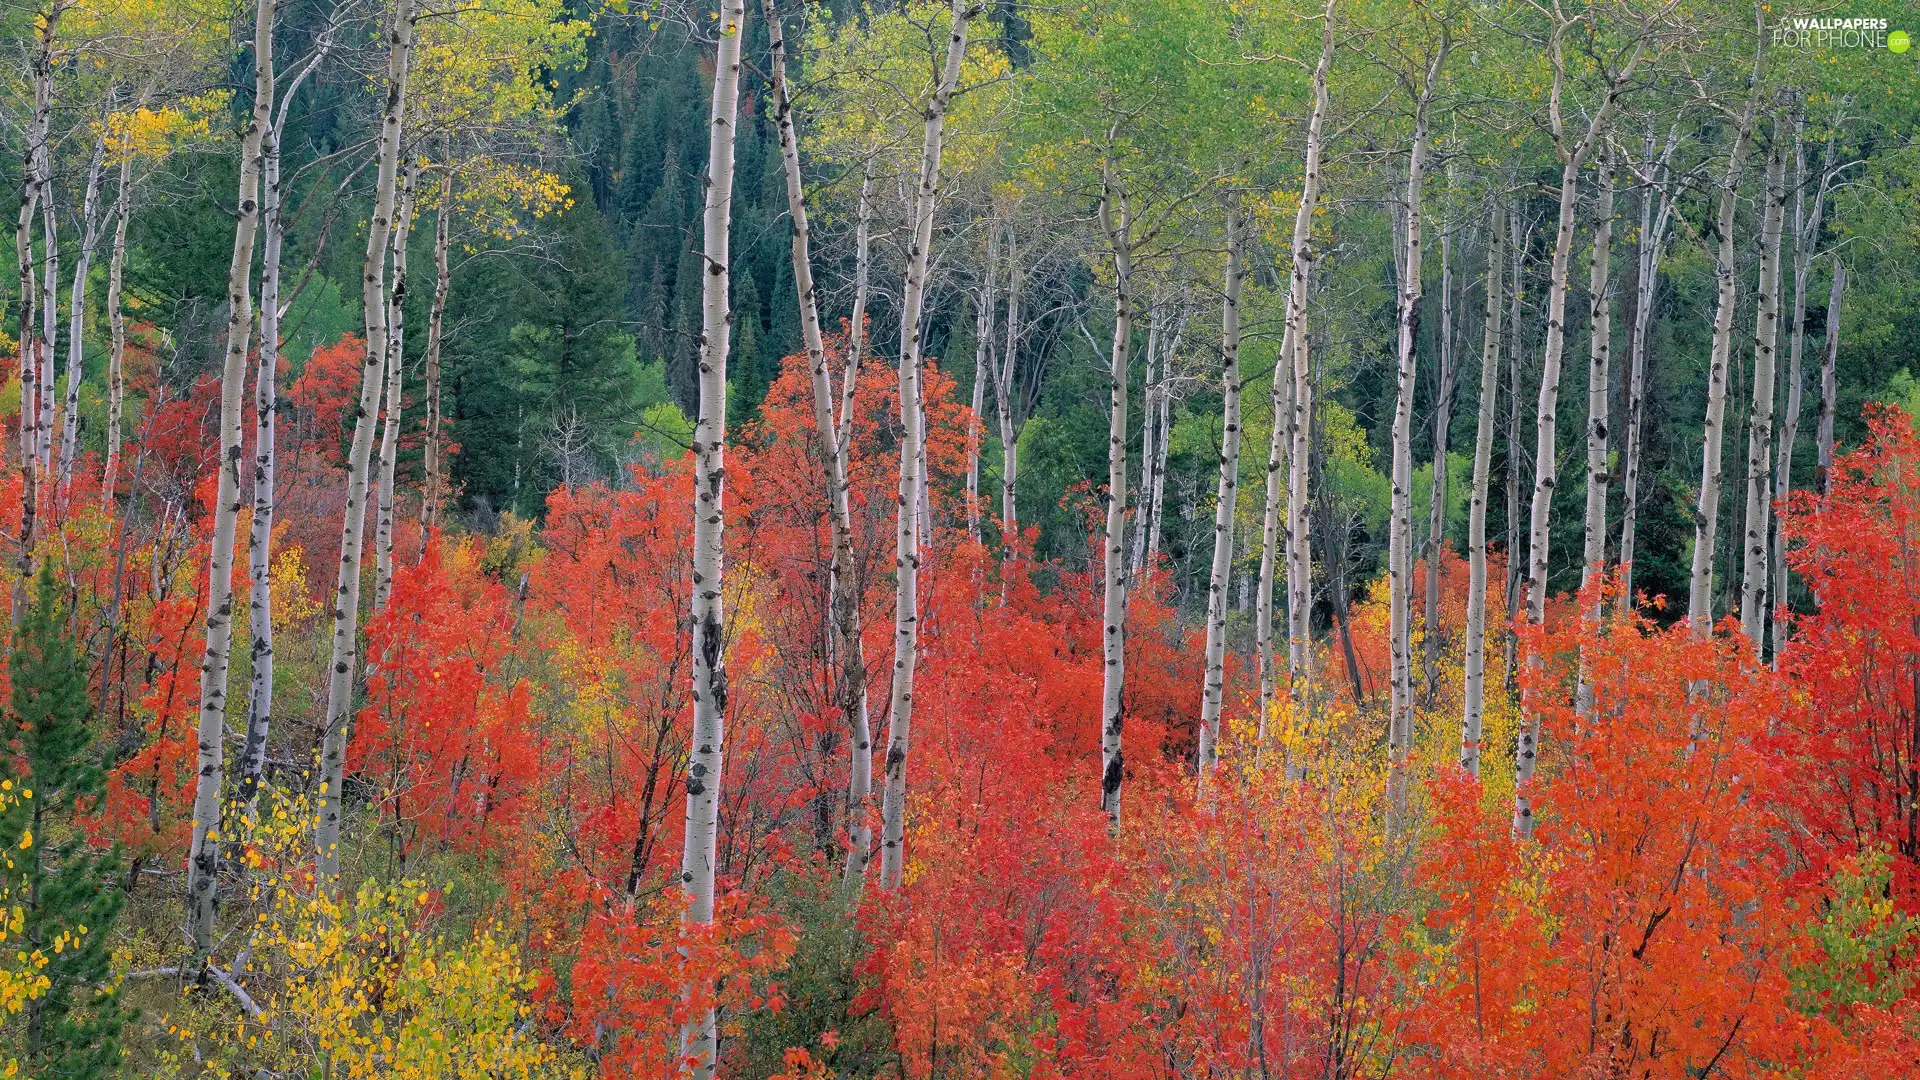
1 569 128 1080
1794 847 1920 1013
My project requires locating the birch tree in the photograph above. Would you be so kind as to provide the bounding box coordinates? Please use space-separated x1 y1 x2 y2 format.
763 0 875 888
1815 262 1845 495
1516 10 1650 835
1768 115 1840 656
1462 202 1504 775
318 0 417 883
1387 31 1448 817
1617 123 1678 612
186 0 276 953
1687 79 1760 640
1195 199 1245 782
237 32 329 824
373 166 417 611
680 0 746 1071
878 0 976 890
1578 148 1615 600
1739 119 1786 642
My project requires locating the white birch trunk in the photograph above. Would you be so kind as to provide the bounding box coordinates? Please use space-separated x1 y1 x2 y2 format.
1287 11 1335 713
1195 202 1245 782
37 187 56 473
1515 36 1639 835
1131 304 1161 580
1617 126 1677 614
878 0 973 890
1769 123 1834 658
1097 165 1133 829
1463 204 1504 776
1388 67 1438 817
1579 149 1615 597
1423 223 1456 703
1740 126 1786 643
317 0 416 883
967 228 997 545
187 0 276 952
680 1 746 1072
764 0 875 889
994 228 1023 538
373 167 416 610
421 171 452 532
11 12 54 625
1687 101 1758 639
103 158 130 504
58 135 106 489
1815 264 1845 495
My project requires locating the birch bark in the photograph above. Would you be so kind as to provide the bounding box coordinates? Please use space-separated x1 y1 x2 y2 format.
1195 202 1245 782
1815 264 1845 495
58 136 106 489
1463 204 1504 776
1516 32 1641 835
187 0 276 952
1096 164 1132 829
373 167 417 611
993 228 1023 537
421 170 452 532
1687 95 1759 639
680 1 746 1072
1769 123 1834 657
1286 12 1336 711
1388 58 1440 816
317 0 416 883
1740 125 1786 643
1618 127 1677 613
1424 223 1456 703
764 0 874 888
878 0 973 889
104 157 130 503
1579 149 1615 599
11 9 55 626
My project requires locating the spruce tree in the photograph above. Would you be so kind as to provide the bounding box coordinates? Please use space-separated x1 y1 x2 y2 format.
1 568 128 1079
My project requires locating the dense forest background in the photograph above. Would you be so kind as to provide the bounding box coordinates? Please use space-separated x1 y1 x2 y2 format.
5 0 1920 1075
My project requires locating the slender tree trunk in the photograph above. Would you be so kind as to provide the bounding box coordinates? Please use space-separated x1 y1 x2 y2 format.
318 0 416 884
58 135 106 489
967 228 997 545
764 0 874 889
1148 330 1174 571
11 11 54 626
879 0 973 890
1274 3 1335 759
1516 39 1635 835
421 170 452 532
1463 204 1505 776
1503 209 1526 699
1770 121 1834 658
994 227 1023 539
680 1 745 1073
373 167 417 610
1388 59 1441 818
103 158 131 504
1618 126 1677 613
1740 124 1787 643
188 0 276 953
1815 263 1845 495
1688 100 1759 640
1196 201 1245 783
1096 164 1133 829
1579 149 1615 598
1424 223 1456 704
837 170 871 466
37 182 56 473
1132 304 1161 580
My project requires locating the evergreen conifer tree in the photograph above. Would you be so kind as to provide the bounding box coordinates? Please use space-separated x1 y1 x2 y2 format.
2 567 128 1079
